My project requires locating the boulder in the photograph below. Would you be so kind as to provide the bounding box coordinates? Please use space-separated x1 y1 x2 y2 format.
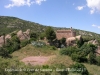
17 29 30 41
88 39 98 45
66 35 82 46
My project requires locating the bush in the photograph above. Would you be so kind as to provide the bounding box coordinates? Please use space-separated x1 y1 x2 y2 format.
20 40 29 47
80 43 97 56
71 53 87 62
88 52 96 64
29 38 37 42
70 63 89 75
96 56 100 66
50 46 57 50
11 35 20 43
59 47 79 56
31 41 46 47
0 47 10 58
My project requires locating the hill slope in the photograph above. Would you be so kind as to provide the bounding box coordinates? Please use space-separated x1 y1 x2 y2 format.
0 16 100 40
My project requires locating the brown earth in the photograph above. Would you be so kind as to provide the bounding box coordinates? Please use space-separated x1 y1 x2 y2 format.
21 55 55 66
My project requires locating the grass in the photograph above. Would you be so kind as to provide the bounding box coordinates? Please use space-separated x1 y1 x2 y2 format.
12 44 57 59
47 55 74 67
83 63 100 75
5 44 100 75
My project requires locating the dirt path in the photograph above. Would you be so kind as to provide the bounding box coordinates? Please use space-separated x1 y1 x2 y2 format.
21 55 55 65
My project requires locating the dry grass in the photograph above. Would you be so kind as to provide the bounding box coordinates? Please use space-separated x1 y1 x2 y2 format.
12 44 57 59
46 55 74 67
83 63 100 75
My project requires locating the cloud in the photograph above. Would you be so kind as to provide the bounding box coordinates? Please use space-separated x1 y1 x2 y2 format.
76 6 85 10
92 24 97 27
35 0 46 5
86 0 100 14
92 24 100 29
5 0 46 8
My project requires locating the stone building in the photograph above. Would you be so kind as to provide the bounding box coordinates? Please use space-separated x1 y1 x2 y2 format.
56 27 82 46
56 27 76 40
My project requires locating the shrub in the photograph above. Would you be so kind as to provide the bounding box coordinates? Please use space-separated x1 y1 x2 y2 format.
20 40 29 47
88 52 96 64
59 47 79 56
0 47 9 58
71 53 87 62
50 46 57 50
96 56 100 66
31 41 46 47
70 63 89 75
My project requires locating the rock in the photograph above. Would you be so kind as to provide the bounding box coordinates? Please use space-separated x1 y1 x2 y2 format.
17 29 30 41
66 35 82 46
0 36 4 47
88 39 98 45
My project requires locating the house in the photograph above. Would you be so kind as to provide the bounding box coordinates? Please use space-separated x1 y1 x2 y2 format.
56 27 82 46
56 27 76 40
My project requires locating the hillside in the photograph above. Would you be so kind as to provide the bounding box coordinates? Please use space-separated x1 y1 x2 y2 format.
0 16 100 75
0 16 100 40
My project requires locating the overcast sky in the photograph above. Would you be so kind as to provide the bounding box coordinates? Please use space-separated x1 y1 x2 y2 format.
0 0 100 34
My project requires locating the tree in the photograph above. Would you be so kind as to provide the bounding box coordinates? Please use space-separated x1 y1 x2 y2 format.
11 33 16 37
45 27 56 45
20 40 29 47
88 52 96 64
76 38 84 48
11 35 20 43
30 32 38 39
40 32 46 40
0 47 9 58
70 63 89 75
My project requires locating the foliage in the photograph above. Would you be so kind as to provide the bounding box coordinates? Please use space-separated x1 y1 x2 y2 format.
40 32 46 40
60 43 97 63
11 35 20 44
30 32 38 39
80 43 97 56
50 46 57 50
76 38 84 48
0 47 9 58
50 64 69 75
88 52 96 64
70 63 89 75
59 47 79 56
31 41 46 47
96 56 100 66
71 53 87 62
11 42 20 52
11 33 16 37
45 27 56 43
20 40 29 47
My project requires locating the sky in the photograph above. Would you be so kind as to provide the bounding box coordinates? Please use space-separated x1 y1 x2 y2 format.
0 0 100 34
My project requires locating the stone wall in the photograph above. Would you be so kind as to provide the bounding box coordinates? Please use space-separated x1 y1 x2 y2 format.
56 28 76 40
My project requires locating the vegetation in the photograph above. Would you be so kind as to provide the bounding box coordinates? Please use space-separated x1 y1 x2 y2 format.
70 63 89 75
45 27 56 45
0 16 100 75
59 43 99 64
